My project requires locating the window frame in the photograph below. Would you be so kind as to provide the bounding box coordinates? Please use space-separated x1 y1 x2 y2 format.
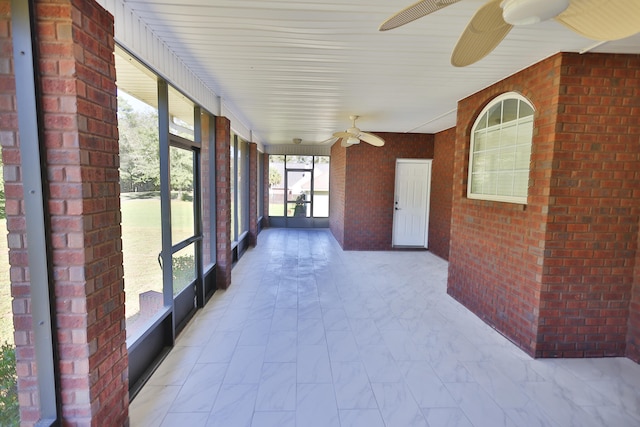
467 92 535 205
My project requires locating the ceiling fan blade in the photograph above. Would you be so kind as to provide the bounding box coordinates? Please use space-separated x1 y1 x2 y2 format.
451 0 513 67
318 136 339 144
359 132 385 147
333 131 355 139
555 0 640 41
379 0 463 31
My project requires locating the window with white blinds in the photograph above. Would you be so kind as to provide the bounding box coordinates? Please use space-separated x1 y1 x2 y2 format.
468 93 534 204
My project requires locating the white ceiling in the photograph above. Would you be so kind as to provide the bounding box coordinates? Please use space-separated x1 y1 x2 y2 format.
121 0 640 146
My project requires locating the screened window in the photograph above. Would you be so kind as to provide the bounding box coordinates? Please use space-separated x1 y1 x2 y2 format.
230 133 236 241
268 155 330 218
168 85 195 141
468 92 534 204
238 138 249 235
257 151 264 219
115 49 163 342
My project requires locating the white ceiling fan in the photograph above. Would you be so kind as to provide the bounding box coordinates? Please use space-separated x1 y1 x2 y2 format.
379 0 640 67
324 115 385 147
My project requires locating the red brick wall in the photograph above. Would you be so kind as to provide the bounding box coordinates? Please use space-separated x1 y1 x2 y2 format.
538 53 640 358
248 142 257 246
341 132 434 250
449 54 563 357
430 128 455 260
629 219 640 362
329 143 346 247
201 113 213 266
4 1 129 424
448 52 640 359
215 116 232 289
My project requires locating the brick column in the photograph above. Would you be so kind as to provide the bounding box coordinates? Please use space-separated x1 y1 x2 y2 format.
538 53 640 358
248 142 258 246
215 116 232 289
3 1 128 425
200 113 214 266
629 231 640 362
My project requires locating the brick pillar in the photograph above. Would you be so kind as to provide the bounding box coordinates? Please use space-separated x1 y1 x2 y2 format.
248 142 258 246
629 224 640 362
537 53 640 358
3 1 128 425
215 116 232 289
200 113 214 266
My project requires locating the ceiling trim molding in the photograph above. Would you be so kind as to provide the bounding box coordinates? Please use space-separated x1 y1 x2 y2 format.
264 144 331 156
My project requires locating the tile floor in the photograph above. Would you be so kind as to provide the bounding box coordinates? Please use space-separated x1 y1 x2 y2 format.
130 228 640 427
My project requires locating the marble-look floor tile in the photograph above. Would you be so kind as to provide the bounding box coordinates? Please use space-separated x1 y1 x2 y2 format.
250 411 295 427
270 308 297 331
237 319 271 346
297 299 322 319
445 382 519 427
297 344 332 383
322 308 350 331
326 330 359 362
360 345 403 383
130 385 180 427
422 408 474 427
224 345 266 384
160 411 209 427
398 360 457 408
264 330 297 363
462 360 530 408
147 346 202 386
349 318 384 347
297 317 326 346
197 330 240 364
129 229 640 427
169 363 227 413
255 362 297 411
586 379 640 423
504 401 562 427
339 409 385 427
331 361 377 409
521 381 613 427
207 384 257 427
296 383 340 427
581 403 640 427
371 381 428 427
176 316 218 347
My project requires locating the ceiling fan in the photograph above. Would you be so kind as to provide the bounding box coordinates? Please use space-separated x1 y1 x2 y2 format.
324 115 385 147
379 0 640 67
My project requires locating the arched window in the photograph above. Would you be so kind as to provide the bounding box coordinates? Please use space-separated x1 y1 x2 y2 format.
468 92 534 204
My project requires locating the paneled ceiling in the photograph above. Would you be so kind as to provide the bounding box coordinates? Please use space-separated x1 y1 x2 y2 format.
120 0 640 146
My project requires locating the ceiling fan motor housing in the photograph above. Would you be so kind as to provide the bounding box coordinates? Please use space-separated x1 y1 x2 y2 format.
501 0 570 26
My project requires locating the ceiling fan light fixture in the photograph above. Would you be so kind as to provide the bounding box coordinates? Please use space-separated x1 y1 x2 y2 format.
501 0 569 26
346 136 360 145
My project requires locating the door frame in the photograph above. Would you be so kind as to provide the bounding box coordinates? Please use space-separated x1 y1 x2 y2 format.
392 158 432 249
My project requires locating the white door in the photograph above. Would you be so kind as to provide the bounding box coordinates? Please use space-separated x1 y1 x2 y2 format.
392 159 432 247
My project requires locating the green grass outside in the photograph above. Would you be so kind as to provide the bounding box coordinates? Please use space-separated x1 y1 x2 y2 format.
0 193 194 344
269 203 284 216
120 195 163 320
120 193 194 320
